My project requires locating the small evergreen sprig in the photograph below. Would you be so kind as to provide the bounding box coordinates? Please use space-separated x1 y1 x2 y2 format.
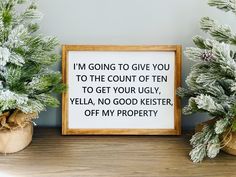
0 0 65 127
178 0 236 162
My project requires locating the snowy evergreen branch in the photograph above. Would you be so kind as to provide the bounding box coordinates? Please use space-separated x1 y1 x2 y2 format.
189 125 221 162
0 1 65 120
200 17 236 45
178 0 236 162
208 0 236 13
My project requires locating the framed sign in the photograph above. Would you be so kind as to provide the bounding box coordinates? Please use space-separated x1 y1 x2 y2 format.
62 45 181 135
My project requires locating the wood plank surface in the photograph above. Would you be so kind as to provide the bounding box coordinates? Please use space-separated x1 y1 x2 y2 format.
0 128 235 177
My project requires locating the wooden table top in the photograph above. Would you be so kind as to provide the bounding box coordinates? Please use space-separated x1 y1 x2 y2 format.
0 128 235 177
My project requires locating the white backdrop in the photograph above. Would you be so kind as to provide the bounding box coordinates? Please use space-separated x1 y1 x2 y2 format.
68 51 175 129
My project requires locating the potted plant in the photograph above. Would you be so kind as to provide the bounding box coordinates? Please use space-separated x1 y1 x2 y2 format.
0 0 65 153
178 0 236 162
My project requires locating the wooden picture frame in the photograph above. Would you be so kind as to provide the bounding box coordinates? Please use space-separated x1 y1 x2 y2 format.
62 45 182 135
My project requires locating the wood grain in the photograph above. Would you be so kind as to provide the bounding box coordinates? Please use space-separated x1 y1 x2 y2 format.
62 45 68 135
0 128 235 177
62 45 182 135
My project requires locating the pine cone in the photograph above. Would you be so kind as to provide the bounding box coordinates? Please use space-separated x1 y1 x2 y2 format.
201 50 214 61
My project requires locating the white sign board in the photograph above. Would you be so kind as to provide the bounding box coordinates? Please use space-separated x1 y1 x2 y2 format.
62 45 181 135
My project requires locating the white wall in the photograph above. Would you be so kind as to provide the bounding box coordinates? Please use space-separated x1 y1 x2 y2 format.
34 0 236 129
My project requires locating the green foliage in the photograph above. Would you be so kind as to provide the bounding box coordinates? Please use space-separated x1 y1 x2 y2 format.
190 125 221 162
0 0 65 115
200 17 236 44
232 119 236 131
208 0 236 13
178 0 236 162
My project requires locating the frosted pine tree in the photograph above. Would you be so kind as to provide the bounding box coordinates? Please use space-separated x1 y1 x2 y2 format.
0 0 65 129
178 0 236 162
